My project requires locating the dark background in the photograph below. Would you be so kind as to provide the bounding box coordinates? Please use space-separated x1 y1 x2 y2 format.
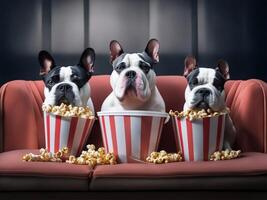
0 0 266 85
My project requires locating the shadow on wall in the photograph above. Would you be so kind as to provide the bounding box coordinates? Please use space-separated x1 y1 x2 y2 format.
0 53 264 85
0 53 188 85
0 0 266 85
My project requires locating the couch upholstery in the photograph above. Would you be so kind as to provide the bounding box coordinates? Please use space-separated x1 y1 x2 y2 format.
0 150 91 191
0 75 266 191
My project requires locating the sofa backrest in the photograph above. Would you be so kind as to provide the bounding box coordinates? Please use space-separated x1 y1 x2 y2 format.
0 75 266 153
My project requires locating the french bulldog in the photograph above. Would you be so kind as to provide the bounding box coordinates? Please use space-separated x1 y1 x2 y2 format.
101 39 165 112
183 56 236 149
38 48 95 114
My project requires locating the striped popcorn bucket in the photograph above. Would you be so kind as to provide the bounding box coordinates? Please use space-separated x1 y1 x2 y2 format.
97 111 169 163
43 112 95 156
171 114 226 161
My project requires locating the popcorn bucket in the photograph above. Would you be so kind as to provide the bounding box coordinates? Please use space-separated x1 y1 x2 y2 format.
171 114 226 161
97 111 169 163
43 112 95 156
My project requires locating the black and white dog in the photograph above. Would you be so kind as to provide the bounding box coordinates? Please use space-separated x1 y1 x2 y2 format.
38 48 95 114
101 39 165 112
183 56 236 149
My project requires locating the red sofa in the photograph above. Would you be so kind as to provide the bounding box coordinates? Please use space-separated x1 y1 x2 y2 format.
0 75 267 193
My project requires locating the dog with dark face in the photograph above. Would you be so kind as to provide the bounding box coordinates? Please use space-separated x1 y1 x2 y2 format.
39 48 95 114
101 39 165 112
183 56 236 149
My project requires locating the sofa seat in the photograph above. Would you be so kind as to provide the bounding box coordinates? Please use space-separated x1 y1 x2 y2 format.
1 152 267 191
0 150 93 191
90 152 267 191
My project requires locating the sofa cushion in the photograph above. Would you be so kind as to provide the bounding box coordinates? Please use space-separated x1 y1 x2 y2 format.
0 150 93 191
90 152 267 191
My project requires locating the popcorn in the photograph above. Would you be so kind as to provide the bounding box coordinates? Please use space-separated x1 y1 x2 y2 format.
146 149 241 163
66 144 117 168
22 147 69 162
146 150 183 164
169 107 229 121
210 149 241 161
42 103 94 119
22 145 117 167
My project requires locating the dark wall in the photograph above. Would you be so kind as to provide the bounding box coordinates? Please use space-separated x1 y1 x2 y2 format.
0 0 266 85
197 0 267 80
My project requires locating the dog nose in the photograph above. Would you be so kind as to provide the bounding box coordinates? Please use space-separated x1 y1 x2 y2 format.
125 70 136 79
196 88 211 96
58 84 72 92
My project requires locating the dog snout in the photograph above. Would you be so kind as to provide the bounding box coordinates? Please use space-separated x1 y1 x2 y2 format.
125 70 136 79
58 84 72 92
196 88 211 97
55 84 75 105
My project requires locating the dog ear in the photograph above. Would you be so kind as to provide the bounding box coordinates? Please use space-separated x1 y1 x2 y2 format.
110 40 124 63
79 48 95 74
38 50 56 76
145 39 159 63
216 59 230 80
183 56 197 77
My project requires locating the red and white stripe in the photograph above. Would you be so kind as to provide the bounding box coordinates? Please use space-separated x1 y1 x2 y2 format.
172 115 226 161
98 113 166 163
43 112 95 156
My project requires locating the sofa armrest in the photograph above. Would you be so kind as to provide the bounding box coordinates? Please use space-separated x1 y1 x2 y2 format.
0 81 45 152
0 84 6 152
225 79 267 152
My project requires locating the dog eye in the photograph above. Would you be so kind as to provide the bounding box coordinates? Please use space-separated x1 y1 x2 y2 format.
71 75 81 85
47 80 53 85
71 74 87 88
115 62 126 73
46 79 56 88
47 75 59 85
139 61 151 74
72 74 79 80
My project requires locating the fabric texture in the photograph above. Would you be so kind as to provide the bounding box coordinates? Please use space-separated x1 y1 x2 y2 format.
90 152 267 190
0 149 92 177
0 149 92 191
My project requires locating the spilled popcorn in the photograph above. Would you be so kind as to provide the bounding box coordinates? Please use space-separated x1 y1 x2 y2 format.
66 144 117 168
22 145 117 168
169 108 229 121
42 103 94 119
22 147 240 165
146 150 183 164
210 149 241 161
22 147 69 162
146 149 241 163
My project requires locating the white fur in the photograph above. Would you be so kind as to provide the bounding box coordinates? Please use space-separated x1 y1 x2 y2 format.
101 53 165 112
197 68 216 84
43 66 95 115
59 67 72 81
